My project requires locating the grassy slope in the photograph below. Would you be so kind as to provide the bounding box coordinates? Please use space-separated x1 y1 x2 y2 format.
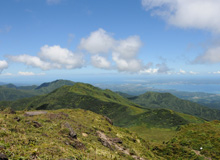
129 92 220 121
153 120 220 160
0 108 161 160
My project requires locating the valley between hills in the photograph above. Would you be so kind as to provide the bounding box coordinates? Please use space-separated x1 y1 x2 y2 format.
0 80 220 159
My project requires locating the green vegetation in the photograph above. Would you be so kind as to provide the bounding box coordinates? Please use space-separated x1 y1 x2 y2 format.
0 81 219 159
0 83 204 130
0 86 38 101
0 80 75 101
34 79 75 94
128 91 220 121
0 108 160 159
153 120 220 160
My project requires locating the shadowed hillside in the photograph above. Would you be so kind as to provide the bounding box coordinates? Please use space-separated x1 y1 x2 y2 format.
0 80 75 101
126 92 220 121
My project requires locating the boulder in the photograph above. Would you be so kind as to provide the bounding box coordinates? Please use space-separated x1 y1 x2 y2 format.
24 111 47 116
32 121 42 128
63 122 77 139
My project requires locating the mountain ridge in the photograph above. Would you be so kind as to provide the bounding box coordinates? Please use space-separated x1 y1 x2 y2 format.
126 91 220 121
0 83 204 130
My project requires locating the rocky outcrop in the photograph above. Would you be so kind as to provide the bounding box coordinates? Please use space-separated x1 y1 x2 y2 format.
24 111 47 116
104 116 113 125
96 131 145 160
63 122 77 139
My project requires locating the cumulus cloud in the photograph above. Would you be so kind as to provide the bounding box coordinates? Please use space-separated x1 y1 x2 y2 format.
179 69 186 74
39 45 84 69
156 63 170 73
112 36 143 73
193 46 220 64
0 60 8 73
114 36 142 59
142 1 220 67
91 55 111 69
79 28 115 54
79 29 145 73
139 68 158 74
8 54 54 70
140 62 170 74
142 0 220 33
112 55 144 73
8 45 84 70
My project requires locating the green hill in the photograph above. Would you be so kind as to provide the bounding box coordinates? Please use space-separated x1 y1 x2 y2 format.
34 79 75 94
1 83 204 130
0 80 75 101
0 108 160 160
128 92 220 121
0 86 38 101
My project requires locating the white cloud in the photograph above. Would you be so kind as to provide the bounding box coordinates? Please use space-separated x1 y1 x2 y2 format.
18 71 45 76
0 60 8 73
213 71 220 74
79 29 145 73
179 69 186 74
139 68 158 74
177 69 198 75
112 36 143 73
8 54 54 70
194 46 220 64
79 28 115 54
189 71 198 75
156 63 170 73
39 45 84 69
139 63 170 74
46 0 62 5
114 36 142 59
8 45 85 70
91 55 111 69
142 0 220 33
112 54 143 73
18 71 35 76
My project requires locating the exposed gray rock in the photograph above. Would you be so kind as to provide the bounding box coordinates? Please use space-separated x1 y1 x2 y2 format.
24 111 47 116
63 122 77 139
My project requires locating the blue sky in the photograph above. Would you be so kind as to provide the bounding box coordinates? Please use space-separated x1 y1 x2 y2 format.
1 0 220 83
